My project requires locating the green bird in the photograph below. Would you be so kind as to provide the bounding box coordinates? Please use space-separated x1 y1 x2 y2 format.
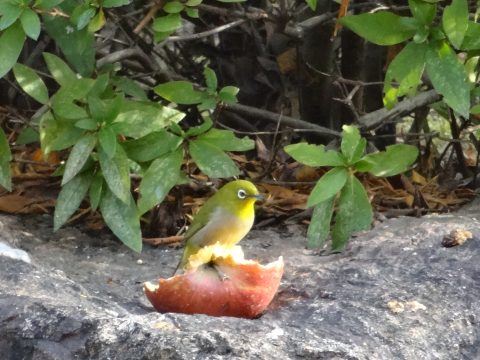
174 180 262 274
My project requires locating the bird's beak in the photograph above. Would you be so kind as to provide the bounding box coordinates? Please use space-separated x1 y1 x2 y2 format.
252 194 265 202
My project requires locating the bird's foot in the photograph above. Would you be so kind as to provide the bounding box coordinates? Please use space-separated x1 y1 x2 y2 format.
215 266 229 282
207 262 229 281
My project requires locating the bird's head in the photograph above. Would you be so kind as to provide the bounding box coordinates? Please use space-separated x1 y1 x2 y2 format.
216 180 263 214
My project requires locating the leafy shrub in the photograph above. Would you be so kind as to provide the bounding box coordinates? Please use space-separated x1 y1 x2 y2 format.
340 0 479 117
285 126 418 251
2 1 253 251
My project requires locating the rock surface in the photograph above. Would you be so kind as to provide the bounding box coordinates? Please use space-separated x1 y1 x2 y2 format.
1 201 479 359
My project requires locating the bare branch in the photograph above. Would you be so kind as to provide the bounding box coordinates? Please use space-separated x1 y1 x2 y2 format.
134 0 164 34
167 19 247 42
198 4 269 21
222 103 341 137
96 48 155 71
357 89 442 130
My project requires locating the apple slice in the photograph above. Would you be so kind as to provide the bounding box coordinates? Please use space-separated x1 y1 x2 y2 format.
144 246 283 318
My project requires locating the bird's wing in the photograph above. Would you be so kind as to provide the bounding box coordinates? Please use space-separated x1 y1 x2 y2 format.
183 199 217 241
173 202 218 274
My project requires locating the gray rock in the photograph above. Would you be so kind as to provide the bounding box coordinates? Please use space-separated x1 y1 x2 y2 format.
0 241 31 263
0 200 479 360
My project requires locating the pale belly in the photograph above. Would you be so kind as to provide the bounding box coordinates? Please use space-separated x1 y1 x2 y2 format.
189 208 254 248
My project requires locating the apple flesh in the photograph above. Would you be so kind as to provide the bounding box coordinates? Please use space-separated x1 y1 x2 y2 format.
144 248 283 319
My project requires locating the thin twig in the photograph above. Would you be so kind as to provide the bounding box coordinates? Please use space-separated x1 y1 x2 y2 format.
255 111 284 181
285 3 409 39
96 48 155 71
223 103 341 137
134 0 164 34
357 89 442 130
198 4 269 20
34 7 69 17
12 158 56 167
167 19 247 42
217 122 326 135
307 65 385 87
143 235 184 246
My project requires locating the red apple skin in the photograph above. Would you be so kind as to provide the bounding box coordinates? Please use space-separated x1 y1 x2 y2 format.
144 257 284 318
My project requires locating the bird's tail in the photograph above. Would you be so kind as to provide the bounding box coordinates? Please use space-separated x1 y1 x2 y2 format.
171 244 198 277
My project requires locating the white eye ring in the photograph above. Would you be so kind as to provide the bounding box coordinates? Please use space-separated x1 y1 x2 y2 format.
237 189 247 199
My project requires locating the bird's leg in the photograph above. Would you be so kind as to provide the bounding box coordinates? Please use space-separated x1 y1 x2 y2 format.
214 265 229 282
207 261 229 281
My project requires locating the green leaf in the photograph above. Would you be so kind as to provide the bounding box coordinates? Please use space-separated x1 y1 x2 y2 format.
189 139 240 178
284 143 345 167
442 0 468 49
197 128 254 151
50 78 96 119
198 97 218 111
75 118 97 130
75 7 96 31
383 41 427 108
63 78 96 99
408 0 436 25
100 188 142 252
305 0 317 11
204 67 218 92
54 171 92 231
185 117 213 136
425 42 470 117
163 1 184 13
51 92 89 120
0 2 23 30
340 12 418 46
138 149 183 214
88 7 105 32
152 13 181 32
99 145 131 204
340 125 365 163
185 7 199 18
89 172 103 211
88 94 123 124
123 130 182 162
307 196 335 248
19 8 40 40
0 127 12 191
154 81 205 105
39 111 84 155
34 0 64 9
62 133 97 185
88 73 110 97
13 63 49 104
113 100 185 138
43 52 77 86
471 104 480 114
186 0 202 5
0 21 26 79
44 16 95 76
355 144 418 177
38 111 54 155
331 174 372 251
98 126 117 159
215 0 246 2
218 86 239 104
460 21 480 50
153 30 175 42
113 77 147 100
307 167 348 207
102 0 131 8
16 127 39 145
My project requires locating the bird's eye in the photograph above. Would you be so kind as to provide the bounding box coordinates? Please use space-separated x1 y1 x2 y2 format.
237 189 247 199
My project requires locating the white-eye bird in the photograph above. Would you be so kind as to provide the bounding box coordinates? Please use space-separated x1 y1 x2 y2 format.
174 180 262 273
